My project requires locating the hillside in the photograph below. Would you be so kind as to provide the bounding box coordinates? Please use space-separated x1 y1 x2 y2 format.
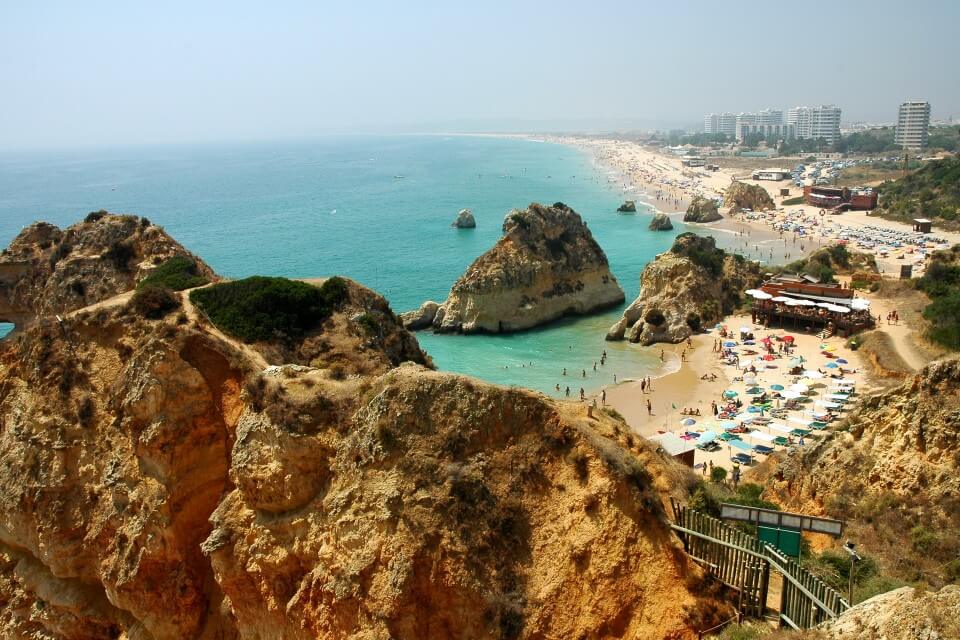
761 358 960 589
0 214 730 639
876 154 960 227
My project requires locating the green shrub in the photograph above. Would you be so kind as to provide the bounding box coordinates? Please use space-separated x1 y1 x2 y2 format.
357 312 379 335
85 210 108 223
138 256 209 291
686 312 702 332
923 292 960 349
104 240 136 272
189 276 348 343
710 466 727 483
131 285 181 319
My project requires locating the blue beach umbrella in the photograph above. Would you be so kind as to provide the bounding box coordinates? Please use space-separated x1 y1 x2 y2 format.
723 341 737 348
681 418 697 427
720 420 738 430
825 362 839 369
836 358 849 364
770 384 785 391
723 390 738 398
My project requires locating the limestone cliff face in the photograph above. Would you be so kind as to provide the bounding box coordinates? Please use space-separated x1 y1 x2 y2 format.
817 585 960 640
764 358 960 515
405 203 624 334
0 212 216 329
0 216 730 639
724 182 774 212
607 234 762 345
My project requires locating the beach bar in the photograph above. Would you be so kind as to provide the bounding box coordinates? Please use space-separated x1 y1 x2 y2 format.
746 276 874 338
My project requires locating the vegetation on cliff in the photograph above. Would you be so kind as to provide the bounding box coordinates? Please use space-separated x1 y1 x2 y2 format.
914 244 960 349
779 244 877 284
190 276 348 343
876 154 960 226
137 255 209 291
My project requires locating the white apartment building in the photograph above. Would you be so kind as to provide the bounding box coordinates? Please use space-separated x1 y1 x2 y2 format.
734 109 787 142
787 105 842 145
704 112 736 137
895 101 931 150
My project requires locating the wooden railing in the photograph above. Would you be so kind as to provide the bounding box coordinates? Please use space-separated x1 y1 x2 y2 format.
670 500 850 630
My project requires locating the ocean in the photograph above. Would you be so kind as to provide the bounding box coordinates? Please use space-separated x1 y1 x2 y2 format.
0 135 705 395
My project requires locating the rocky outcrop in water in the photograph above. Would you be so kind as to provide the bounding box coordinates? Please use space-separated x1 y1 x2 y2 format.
682 196 722 223
617 200 637 213
725 181 774 212
0 212 215 331
606 233 762 345
0 214 731 639
452 208 476 228
649 213 674 231
406 202 625 334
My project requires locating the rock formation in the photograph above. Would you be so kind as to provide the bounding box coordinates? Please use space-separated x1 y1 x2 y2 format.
682 196 722 223
648 213 674 231
452 208 476 228
0 214 731 639
607 233 762 345
817 585 960 640
617 200 637 213
405 202 625 334
0 212 216 331
724 181 774 212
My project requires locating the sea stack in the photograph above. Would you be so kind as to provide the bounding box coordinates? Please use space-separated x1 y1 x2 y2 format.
452 208 476 228
404 202 624 333
682 196 722 223
606 233 762 344
617 200 637 213
648 212 674 231
725 181 775 212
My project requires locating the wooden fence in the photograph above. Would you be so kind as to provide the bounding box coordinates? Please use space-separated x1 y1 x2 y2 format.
670 500 850 630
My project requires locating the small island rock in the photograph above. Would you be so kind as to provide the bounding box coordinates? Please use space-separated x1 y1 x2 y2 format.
617 200 637 213
648 213 674 231
452 209 476 228
682 196 722 223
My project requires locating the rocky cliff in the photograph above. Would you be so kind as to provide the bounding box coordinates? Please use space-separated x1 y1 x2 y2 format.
607 234 762 345
0 212 216 330
761 358 960 585
817 585 960 640
404 203 625 334
682 197 721 223
0 215 730 639
725 182 774 212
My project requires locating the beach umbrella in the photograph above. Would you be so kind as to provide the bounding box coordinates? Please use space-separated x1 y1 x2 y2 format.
719 420 738 430
789 383 809 392
803 370 824 379
783 335 795 343
723 390 738 398
770 384 785 391
739 326 752 334
825 362 839 369
763 354 775 361
746 387 763 394
836 358 849 364
782 390 803 399
681 418 697 427
789 356 805 366
723 341 737 348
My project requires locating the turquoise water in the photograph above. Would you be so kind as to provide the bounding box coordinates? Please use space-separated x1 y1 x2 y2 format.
0 135 694 394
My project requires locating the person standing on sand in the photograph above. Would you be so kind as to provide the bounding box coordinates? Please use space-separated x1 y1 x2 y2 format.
646 399 652 415
579 388 585 401
641 378 647 393
601 389 606 405
647 377 653 392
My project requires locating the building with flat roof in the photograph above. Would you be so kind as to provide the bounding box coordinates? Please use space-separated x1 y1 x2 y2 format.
704 112 736 137
752 168 791 181
895 101 931 150
788 105 842 145
802 185 877 211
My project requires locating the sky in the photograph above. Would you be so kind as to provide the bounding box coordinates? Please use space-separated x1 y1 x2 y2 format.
1 0 958 149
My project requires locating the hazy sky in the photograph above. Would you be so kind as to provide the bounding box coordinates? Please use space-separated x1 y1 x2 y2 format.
2 1 958 149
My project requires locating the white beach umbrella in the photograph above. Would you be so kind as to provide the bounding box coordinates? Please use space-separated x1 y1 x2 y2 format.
781 390 804 399
789 383 809 392
802 370 825 379
789 416 814 427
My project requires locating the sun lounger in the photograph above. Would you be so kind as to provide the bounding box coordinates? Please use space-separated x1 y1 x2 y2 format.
731 453 754 465
753 445 774 455
772 436 790 447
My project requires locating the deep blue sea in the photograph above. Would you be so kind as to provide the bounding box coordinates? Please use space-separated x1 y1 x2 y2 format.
0 135 703 395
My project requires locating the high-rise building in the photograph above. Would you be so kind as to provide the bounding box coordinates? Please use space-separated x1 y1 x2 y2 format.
734 109 788 141
703 112 736 137
788 105 842 145
895 101 931 150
